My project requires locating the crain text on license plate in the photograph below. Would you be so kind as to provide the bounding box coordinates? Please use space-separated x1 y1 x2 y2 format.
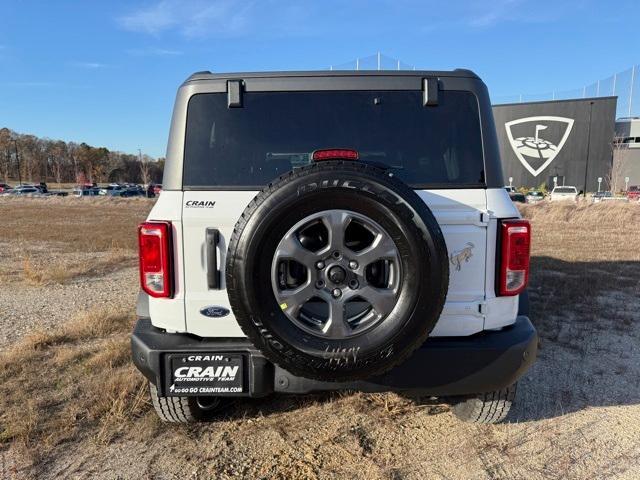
166 354 244 396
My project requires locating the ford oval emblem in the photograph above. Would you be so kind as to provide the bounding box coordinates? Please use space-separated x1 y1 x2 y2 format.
200 306 230 318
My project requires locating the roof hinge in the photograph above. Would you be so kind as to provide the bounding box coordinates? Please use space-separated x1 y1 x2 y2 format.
422 77 439 106
227 80 243 108
479 211 492 225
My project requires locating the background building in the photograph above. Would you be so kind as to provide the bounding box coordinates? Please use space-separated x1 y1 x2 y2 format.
612 117 640 190
492 97 617 191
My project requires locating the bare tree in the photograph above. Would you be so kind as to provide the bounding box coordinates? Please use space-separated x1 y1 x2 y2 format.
67 142 80 183
139 149 151 186
0 128 11 183
50 141 67 185
0 128 164 184
2 147 10 184
608 137 631 193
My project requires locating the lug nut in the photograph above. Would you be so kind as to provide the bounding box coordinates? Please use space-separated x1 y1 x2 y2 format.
332 288 342 298
316 261 325 269
348 260 358 270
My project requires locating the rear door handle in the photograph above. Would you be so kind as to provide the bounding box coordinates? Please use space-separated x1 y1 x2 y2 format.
206 228 220 289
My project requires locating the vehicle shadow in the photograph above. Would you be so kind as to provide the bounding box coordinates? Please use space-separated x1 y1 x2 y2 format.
508 256 640 422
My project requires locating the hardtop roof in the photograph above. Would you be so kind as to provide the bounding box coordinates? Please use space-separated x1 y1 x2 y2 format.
184 69 479 84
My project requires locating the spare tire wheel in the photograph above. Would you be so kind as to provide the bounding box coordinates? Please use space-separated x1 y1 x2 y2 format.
226 160 449 381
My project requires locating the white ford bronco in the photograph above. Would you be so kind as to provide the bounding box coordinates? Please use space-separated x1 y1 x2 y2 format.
132 70 537 424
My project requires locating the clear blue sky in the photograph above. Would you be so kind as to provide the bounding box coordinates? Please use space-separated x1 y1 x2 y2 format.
1 0 638 158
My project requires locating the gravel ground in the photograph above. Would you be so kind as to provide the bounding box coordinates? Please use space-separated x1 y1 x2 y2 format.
0 266 138 348
1 199 640 479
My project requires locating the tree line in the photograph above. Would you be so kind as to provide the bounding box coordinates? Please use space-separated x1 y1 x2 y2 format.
0 128 164 185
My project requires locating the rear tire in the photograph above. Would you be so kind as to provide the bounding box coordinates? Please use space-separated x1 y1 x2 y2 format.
450 383 517 424
149 383 230 423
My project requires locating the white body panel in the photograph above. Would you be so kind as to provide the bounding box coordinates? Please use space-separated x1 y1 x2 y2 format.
182 191 257 337
147 187 520 338
146 191 186 333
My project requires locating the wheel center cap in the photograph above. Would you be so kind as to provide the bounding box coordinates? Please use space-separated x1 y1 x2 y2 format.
327 265 347 285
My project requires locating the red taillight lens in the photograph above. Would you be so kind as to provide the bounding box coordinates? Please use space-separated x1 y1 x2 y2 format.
498 219 531 296
312 149 359 161
138 221 173 298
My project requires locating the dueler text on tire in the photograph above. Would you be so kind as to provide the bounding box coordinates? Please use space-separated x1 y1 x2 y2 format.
226 160 449 382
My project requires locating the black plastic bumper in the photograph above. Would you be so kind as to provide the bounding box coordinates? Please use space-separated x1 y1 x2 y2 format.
131 316 537 397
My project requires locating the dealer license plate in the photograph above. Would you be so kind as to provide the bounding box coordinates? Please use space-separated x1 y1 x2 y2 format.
166 353 244 396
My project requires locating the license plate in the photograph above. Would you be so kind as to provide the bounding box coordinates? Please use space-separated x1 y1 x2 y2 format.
166 353 244 396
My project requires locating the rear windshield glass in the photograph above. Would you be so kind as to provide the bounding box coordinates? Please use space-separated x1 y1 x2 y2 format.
183 90 484 188
554 187 576 193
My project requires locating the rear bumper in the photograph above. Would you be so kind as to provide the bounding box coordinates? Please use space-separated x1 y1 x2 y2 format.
131 316 537 397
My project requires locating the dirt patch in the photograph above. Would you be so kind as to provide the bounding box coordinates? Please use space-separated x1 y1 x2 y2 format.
0 197 152 348
0 196 152 252
0 308 147 450
1 199 640 479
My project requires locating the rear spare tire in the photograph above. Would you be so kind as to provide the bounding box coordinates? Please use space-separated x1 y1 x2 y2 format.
226 160 448 381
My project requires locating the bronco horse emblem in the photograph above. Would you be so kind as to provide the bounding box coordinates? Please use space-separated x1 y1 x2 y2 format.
450 242 474 271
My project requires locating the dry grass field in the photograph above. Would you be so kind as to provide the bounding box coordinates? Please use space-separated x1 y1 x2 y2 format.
1 197 639 479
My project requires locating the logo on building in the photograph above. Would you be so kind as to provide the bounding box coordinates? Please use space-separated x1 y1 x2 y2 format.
505 116 574 177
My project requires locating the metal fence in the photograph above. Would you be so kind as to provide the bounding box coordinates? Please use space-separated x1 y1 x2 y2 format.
492 65 640 119
328 52 416 71
329 54 639 119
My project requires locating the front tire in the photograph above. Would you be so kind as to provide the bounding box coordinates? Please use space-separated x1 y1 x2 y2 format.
149 383 230 423
450 383 517 424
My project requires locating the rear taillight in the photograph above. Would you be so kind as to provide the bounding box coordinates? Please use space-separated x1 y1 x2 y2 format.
498 219 531 296
138 221 173 298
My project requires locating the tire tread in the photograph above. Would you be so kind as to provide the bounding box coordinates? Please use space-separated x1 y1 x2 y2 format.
149 383 196 423
451 383 517 424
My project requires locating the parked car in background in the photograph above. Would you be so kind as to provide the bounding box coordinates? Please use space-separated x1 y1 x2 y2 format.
509 192 526 203
525 190 545 203
592 191 613 203
550 186 578 202
9 185 45 196
0 183 12 193
73 187 100 197
99 184 126 196
593 191 628 203
121 184 145 197
504 186 516 194
627 185 640 201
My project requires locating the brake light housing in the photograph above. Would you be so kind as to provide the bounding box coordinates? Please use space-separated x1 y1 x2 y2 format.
312 149 359 161
497 219 531 296
138 221 173 298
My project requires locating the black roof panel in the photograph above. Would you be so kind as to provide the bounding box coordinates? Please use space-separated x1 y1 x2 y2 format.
184 69 479 84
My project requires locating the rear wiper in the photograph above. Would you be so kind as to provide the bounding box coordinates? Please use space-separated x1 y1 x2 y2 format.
359 159 404 171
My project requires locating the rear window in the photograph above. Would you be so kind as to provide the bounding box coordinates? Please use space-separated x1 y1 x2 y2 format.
183 90 484 189
554 187 577 193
